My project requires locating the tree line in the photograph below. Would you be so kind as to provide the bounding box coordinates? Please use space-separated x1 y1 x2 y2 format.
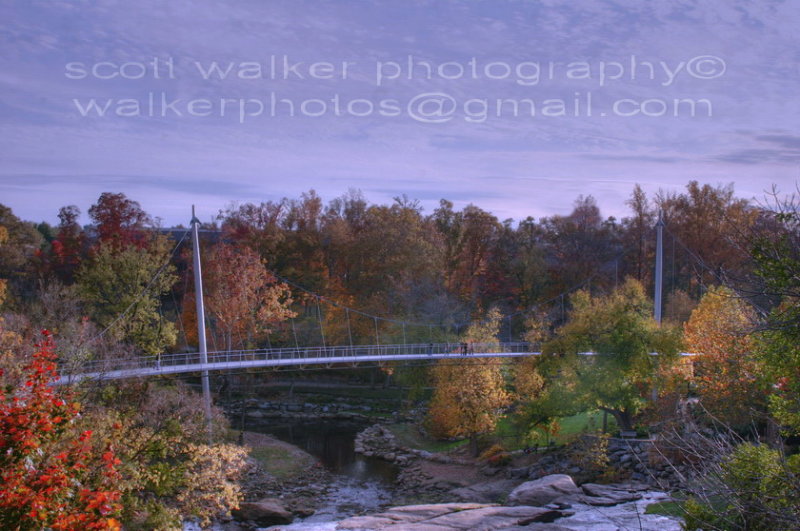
1 180 799 528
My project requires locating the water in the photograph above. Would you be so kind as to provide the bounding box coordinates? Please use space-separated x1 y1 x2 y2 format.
246 418 398 484
245 418 398 526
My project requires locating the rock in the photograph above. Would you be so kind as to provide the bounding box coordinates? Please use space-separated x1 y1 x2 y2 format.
507 474 581 507
232 498 293 526
509 466 529 479
425 505 564 529
580 483 643 506
335 503 566 529
449 479 522 503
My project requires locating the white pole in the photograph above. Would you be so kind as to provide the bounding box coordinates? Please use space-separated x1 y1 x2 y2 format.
654 210 664 325
191 206 213 442
652 210 665 402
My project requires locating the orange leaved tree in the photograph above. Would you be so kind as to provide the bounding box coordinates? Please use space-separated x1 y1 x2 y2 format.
683 285 767 428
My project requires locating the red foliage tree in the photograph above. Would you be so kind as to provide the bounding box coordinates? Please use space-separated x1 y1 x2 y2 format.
88 192 150 249
0 331 122 530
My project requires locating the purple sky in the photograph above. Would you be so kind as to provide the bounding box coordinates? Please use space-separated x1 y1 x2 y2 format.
1 0 798 226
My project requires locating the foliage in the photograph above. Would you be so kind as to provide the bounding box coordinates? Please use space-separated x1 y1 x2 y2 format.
542 278 682 431
0 204 43 304
202 242 295 350
427 308 511 456
683 443 800 531
85 381 247 529
749 204 800 436
569 433 611 479
683 285 766 428
0 331 122 530
88 192 151 249
478 443 511 466
77 235 177 354
513 355 545 401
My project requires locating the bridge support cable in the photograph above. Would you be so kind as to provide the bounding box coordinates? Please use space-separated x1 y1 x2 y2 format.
290 318 300 349
345 308 354 349
191 205 214 444
374 317 381 346
316 297 327 348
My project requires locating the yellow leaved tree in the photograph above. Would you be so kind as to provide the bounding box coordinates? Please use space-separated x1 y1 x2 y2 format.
683 285 766 427
427 308 511 456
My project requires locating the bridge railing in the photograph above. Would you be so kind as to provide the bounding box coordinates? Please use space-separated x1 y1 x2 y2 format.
60 341 535 376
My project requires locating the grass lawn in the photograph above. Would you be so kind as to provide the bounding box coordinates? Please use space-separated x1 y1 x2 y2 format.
241 431 317 479
387 422 467 453
494 410 619 449
645 499 686 517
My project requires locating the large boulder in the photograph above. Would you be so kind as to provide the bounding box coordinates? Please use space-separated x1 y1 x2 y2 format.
335 503 566 530
507 475 581 507
232 497 293 526
578 483 643 506
450 479 522 503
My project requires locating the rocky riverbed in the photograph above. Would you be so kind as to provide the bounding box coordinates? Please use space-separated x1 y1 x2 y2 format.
262 476 681 530
229 424 683 530
218 420 685 530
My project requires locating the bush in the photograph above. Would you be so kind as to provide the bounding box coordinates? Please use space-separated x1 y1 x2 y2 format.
683 442 800 530
479 443 511 466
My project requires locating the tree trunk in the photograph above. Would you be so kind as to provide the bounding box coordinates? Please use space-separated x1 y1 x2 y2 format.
602 407 634 432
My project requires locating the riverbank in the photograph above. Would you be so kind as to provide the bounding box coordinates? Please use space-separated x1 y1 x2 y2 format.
231 431 332 526
220 391 685 529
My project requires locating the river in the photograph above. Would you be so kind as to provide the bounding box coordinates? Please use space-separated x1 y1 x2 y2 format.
245 417 398 527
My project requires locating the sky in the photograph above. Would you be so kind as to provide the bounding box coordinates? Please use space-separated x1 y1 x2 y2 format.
1 0 799 227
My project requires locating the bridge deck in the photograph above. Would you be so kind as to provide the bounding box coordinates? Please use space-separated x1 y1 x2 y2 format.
56 342 535 384
56 342 698 384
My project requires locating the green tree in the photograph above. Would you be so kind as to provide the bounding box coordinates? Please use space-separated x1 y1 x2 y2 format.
750 199 800 435
543 278 681 431
78 235 177 354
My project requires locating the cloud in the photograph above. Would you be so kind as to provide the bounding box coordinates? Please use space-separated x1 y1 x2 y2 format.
0 0 799 227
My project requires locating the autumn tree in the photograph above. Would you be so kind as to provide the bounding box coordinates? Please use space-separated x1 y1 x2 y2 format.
203 243 295 350
683 286 766 428
0 332 122 530
48 205 87 284
0 204 43 303
543 278 681 431
77 234 177 354
427 308 511 456
621 184 656 285
512 310 552 406
433 201 503 308
88 192 150 249
656 181 756 296
84 381 247 529
539 195 620 298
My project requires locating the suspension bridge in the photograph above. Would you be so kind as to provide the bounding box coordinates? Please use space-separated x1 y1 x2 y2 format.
59 207 704 434
57 342 534 384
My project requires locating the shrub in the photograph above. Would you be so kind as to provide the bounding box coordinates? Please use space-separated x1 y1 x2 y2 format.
0 331 123 530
